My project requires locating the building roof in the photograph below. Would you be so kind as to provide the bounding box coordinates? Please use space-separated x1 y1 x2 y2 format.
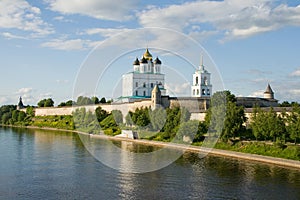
154 57 162 64
152 84 161 93
140 56 148 64
133 57 140 65
143 48 152 60
264 84 274 94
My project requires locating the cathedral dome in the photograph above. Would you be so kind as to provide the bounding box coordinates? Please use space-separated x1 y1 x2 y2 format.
140 56 148 64
143 48 152 60
154 57 161 64
133 57 140 65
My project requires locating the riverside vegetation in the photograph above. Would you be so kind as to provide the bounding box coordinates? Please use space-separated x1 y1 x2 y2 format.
1 92 300 161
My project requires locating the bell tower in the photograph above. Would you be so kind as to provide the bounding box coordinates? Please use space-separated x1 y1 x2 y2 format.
191 55 212 97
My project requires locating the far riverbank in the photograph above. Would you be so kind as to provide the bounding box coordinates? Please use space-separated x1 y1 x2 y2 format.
2 125 300 170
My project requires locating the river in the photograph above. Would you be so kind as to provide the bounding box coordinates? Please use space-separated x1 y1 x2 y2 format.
0 127 299 199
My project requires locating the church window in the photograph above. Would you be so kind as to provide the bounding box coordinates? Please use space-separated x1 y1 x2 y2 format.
136 91 138 96
143 82 146 88
197 89 199 95
143 91 146 96
193 89 195 95
196 77 198 85
204 77 208 85
202 89 205 95
151 83 154 88
207 89 210 95
136 82 138 87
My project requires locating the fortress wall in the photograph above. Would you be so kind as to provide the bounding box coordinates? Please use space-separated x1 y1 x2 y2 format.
34 100 153 118
169 98 208 112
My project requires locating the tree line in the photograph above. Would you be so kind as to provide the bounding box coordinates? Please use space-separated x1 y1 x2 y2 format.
1 92 300 145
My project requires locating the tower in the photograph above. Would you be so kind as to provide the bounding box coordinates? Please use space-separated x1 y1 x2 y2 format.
151 85 162 110
122 48 165 101
264 84 274 99
191 55 212 97
17 96 24 110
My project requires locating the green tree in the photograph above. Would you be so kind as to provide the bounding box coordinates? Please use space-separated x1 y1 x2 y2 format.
222 101 246 141
205 91 227 137
91 96 100 104
2 113 11 124
100 97 106 103
18 111 26 121
111 110 123 125
251 107 286 142
286 105 300 144
149 108 167 131
131 107 150 128
100 114 117 129
44 98 54 107
12 110 19 122
175 120 199 143
26 106 35 117
76 96 93 105
125 112 133 126
37 99 46 107
65 100 75 106
38 98 54 107
95 106 109 122
58 102 66 107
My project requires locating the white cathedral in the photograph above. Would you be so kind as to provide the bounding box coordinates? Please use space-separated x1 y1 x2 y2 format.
121 48 212 102
121 49 166 102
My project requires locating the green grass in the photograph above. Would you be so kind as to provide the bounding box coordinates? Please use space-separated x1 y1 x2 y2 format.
210 141 300 161
32 115 75 130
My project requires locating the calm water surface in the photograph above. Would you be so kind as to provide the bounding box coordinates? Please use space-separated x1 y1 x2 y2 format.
0 127 300 200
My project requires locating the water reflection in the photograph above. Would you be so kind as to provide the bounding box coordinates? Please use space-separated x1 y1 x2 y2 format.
0 127 300 199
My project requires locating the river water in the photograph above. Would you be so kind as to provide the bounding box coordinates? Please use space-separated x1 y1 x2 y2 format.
0 127 299 200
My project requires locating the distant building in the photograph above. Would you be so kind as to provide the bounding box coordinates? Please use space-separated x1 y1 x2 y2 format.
17 96 25 110
191 55 212 97
264 83 275 99
121 48 166 102
236 84 278 108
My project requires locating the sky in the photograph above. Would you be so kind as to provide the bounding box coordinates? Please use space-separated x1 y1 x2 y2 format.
1 0 300 106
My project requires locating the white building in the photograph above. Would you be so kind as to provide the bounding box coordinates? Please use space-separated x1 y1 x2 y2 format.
191 56 212 97
121 49 165 102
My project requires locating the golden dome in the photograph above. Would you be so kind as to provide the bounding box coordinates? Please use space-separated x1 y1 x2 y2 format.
143 48 152 60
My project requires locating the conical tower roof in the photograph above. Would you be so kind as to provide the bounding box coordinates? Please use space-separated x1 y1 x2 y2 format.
264 84 274 94
152 84 161 93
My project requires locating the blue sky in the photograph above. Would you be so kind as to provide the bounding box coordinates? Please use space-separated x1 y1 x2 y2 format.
1 0 300 106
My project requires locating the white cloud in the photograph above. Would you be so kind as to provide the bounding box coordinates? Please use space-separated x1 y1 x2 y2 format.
248 90 264 98
290 68 300 77
137 0 300 41
82 28 132 37
56 79 69 84
47 0 139 21
53 16 73 23
165 82 190 96
16 87 33 95
41 38 93 50
1 32 27 40
0 0 54 37
0 96 10 105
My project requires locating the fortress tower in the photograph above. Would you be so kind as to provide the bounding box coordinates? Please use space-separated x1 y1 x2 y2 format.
191 55 212 97
263 84 275 99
